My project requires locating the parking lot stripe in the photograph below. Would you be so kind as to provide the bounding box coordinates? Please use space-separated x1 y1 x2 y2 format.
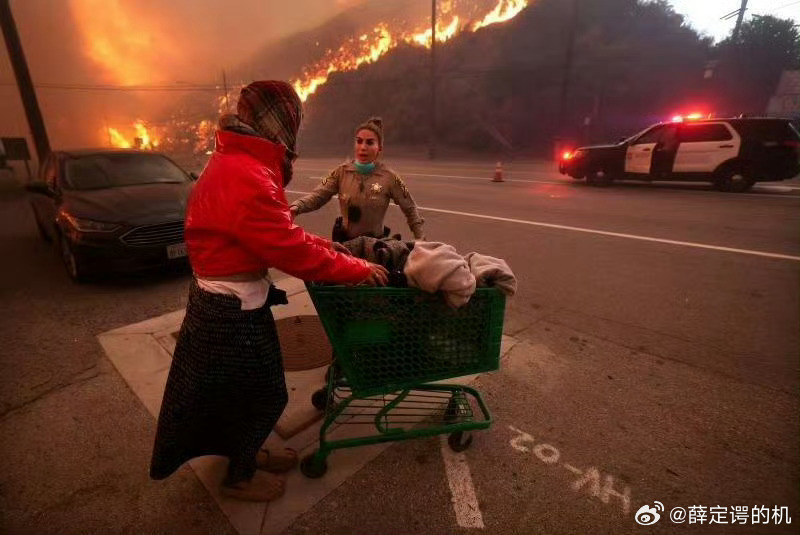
440 436 485 529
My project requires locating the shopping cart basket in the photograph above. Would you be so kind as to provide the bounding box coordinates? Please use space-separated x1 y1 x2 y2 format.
300 283 506 478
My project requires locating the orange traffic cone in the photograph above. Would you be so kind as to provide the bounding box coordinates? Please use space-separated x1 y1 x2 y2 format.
492 161 504 182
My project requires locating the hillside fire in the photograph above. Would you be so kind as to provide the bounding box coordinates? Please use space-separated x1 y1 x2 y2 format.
105 0 529 151
292 0 528 101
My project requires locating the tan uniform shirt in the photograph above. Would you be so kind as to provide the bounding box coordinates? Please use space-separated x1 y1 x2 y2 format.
290 161 425 240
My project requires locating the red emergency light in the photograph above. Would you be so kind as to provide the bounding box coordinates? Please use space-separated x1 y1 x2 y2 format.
671 112 706 123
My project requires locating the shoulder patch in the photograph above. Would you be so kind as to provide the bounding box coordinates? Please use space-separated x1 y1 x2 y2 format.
323 165 346 186
394 176 409 198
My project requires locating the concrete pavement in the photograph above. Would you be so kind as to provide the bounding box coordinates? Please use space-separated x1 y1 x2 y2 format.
97 273 519 535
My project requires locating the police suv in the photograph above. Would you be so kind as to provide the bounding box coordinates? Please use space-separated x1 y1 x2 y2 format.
559 117 800 192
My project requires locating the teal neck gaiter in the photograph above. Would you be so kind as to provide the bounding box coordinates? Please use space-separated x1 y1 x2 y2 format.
353 161 376 174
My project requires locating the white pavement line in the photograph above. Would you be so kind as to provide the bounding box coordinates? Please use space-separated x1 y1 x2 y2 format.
440 436 485 529
405 172 545 184
285 188 800 261
299 173 800 195
419 206 800 262
296 164 800 190
300 173 552 184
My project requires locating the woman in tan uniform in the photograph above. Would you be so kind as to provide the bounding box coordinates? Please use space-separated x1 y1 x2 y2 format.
289 117 426 241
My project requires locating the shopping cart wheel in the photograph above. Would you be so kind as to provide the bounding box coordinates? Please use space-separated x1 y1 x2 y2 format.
300 452 328 478
311 388 333 411
447 431 473 452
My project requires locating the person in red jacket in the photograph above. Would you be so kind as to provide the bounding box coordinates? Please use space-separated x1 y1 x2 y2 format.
150 80 388 502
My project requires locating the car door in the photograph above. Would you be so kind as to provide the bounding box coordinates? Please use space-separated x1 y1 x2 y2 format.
672 122 740 174
28 154 60 240
625 125 664 174
650 124 680 178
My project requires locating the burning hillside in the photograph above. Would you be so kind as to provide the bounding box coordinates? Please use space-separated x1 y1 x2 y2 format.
292 0 528 101
101 0 529 151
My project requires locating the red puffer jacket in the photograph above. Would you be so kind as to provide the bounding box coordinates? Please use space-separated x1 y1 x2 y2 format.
185 130 370 283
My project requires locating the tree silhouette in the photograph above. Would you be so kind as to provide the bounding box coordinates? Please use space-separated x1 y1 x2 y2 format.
714 15 800 115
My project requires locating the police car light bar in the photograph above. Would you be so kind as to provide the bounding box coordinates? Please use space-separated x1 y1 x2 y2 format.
671 112 706 123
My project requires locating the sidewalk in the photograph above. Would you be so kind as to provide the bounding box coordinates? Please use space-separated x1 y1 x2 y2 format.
97 274 518 535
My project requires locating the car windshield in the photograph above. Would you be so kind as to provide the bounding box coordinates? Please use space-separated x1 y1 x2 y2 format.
64 153 189 190
625 124 661 144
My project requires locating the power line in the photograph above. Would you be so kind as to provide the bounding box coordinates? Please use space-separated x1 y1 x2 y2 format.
0 81 234 92
771 0 800 12
721 9 741 20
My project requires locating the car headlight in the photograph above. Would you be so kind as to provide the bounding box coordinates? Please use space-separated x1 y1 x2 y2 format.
60 211 120 233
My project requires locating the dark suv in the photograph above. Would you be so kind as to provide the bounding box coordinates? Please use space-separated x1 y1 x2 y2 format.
559 117 800 192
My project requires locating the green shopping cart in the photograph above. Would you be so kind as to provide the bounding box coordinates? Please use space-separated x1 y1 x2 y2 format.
300 283 506 478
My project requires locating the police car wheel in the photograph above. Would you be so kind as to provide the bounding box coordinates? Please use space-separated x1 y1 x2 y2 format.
714 168 754 193
586 169 613 187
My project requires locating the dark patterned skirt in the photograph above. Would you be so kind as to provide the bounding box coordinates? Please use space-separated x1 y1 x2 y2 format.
150 280 288 484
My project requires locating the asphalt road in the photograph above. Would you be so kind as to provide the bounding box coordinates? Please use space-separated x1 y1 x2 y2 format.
1 157 798 535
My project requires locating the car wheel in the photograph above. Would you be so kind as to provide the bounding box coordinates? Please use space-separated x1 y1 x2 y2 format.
59 234 87 282
586 169 614 187
714 168 754 193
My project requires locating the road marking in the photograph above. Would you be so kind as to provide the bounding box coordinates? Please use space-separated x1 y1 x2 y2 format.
756 185 799 192
285 190 800 261
563 463 582 475
440 435 485 529
300 172 542 184
297 172 800 196
509 425 632 515
533 443 561 465
416 207 800 262
571 466 632 514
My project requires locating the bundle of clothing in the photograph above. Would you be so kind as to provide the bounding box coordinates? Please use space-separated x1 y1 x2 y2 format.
341 236 517 307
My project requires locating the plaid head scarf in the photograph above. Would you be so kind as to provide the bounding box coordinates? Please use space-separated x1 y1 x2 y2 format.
237 80 303 159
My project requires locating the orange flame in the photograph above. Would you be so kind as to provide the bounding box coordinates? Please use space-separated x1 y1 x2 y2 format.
107 128 131 148
292 0 530 101
293 24 394 101
107 120 160 150
472 0 528 31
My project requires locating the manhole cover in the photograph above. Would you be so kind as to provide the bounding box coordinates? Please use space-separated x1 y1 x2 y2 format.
275 315 332 371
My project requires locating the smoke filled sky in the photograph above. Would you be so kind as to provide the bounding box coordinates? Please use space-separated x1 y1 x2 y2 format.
0 0 358 152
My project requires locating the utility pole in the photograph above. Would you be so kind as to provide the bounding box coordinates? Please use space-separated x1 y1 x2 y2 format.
429 0 437 160
222 69 230 113
732 0 748 41
0 0 50 162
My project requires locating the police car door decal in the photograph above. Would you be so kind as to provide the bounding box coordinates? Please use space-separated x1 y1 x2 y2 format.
625 143 657 174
